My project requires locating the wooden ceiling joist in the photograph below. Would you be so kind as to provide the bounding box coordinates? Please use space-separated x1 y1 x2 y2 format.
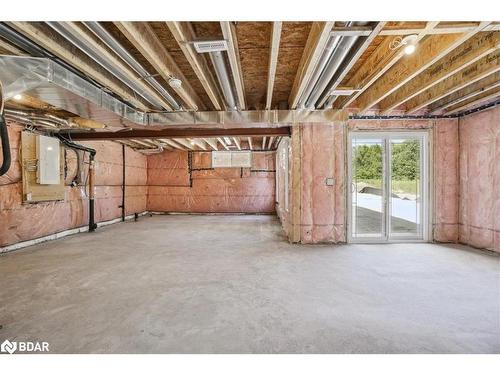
233 137 241 150
247 137 253 150
288 22 335 109
354 22 491 113
189 138 207 150
166 22 224 111
220 22 246 110
203 138 219 151
114 21 204 111
445 86 500 115
429 72 500 113
320 21 386 108
160 139 185 150
173 138 195 150
217 137 230 150
380 30 499 113
0 36 26 55
405 50 500 113
339 21 440 110
330 23 500 37
8 22 150 111
444 86 500 115
265 22 282 110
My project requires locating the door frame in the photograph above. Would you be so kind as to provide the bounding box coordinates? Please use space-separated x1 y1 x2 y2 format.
347 130 432 243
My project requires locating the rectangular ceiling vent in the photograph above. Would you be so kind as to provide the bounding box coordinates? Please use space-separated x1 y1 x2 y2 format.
193 40 228 53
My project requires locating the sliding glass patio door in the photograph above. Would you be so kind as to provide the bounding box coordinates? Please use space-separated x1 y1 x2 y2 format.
348 132 428 242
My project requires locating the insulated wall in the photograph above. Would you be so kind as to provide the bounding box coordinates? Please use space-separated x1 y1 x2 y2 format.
147 150 276 213
0 122 147 249
458 106 499 252
277 119 461 244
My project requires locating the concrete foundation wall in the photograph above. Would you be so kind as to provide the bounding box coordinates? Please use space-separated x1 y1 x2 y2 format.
147 150 276 213
0 123 147 248
458 106 500 252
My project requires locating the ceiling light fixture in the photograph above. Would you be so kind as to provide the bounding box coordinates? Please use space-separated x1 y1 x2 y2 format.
168 77 182 89
389 34 418 55
13 94 22 100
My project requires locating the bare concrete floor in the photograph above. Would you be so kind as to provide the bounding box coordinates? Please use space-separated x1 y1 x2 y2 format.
1 215 499 354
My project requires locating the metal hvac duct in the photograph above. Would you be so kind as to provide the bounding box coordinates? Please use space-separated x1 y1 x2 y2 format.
301 22 369 109
209 51 237 110
0 55 345 128
296 34 341 109
46 22 169 111
82 22 181 111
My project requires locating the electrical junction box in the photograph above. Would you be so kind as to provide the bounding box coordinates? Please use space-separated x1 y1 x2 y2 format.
36 135 61 185
325 177 335 186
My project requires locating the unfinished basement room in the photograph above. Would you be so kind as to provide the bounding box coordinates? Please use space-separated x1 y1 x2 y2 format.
0 10 499 359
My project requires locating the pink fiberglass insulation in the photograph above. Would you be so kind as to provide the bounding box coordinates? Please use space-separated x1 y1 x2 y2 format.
458 106 500 252
288 119 461 244
299 123 346 243
433 119 460 243
146 150 276 214
276 137 291 239
0 122 148 248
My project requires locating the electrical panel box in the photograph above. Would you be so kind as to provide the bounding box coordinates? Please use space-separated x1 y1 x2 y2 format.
212 151 252 168
21 132 65 203
36 135 61 184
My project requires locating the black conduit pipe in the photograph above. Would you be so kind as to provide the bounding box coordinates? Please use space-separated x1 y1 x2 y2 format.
120 144 125 221
57 136 97 232
0 114 11 176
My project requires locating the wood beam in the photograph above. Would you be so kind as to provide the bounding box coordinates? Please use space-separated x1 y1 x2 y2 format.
233 137 241 150
173 138 195 150
262 137 267 149
338 21 439 110
330 23 500 37
444 87 500 115
429 72 500 113
0 37 25 55
319 22 386 108
355 22 490 113
380 30 499 113
204 138 219 151
115 21 204 111
267 136 275 149
9 22 149 111
190 138 207 150
406 51 500 113
288 22 335 109
217 137 230 150
166 22 224 110
220 22 246 110
266 22 282 110
247 137 253 150
161 138 185 150
66 127 291 141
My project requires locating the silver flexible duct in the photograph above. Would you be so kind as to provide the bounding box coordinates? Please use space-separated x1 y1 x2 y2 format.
302 22 369 109
83 22 181 111
209 51 237 110
46 22 168 111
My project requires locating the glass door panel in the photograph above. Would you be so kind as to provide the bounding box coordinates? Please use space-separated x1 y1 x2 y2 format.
351 137 385 240
389 138 423 239
349 132 427 243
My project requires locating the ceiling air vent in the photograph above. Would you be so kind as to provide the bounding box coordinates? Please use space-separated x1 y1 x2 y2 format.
193 40 228 53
